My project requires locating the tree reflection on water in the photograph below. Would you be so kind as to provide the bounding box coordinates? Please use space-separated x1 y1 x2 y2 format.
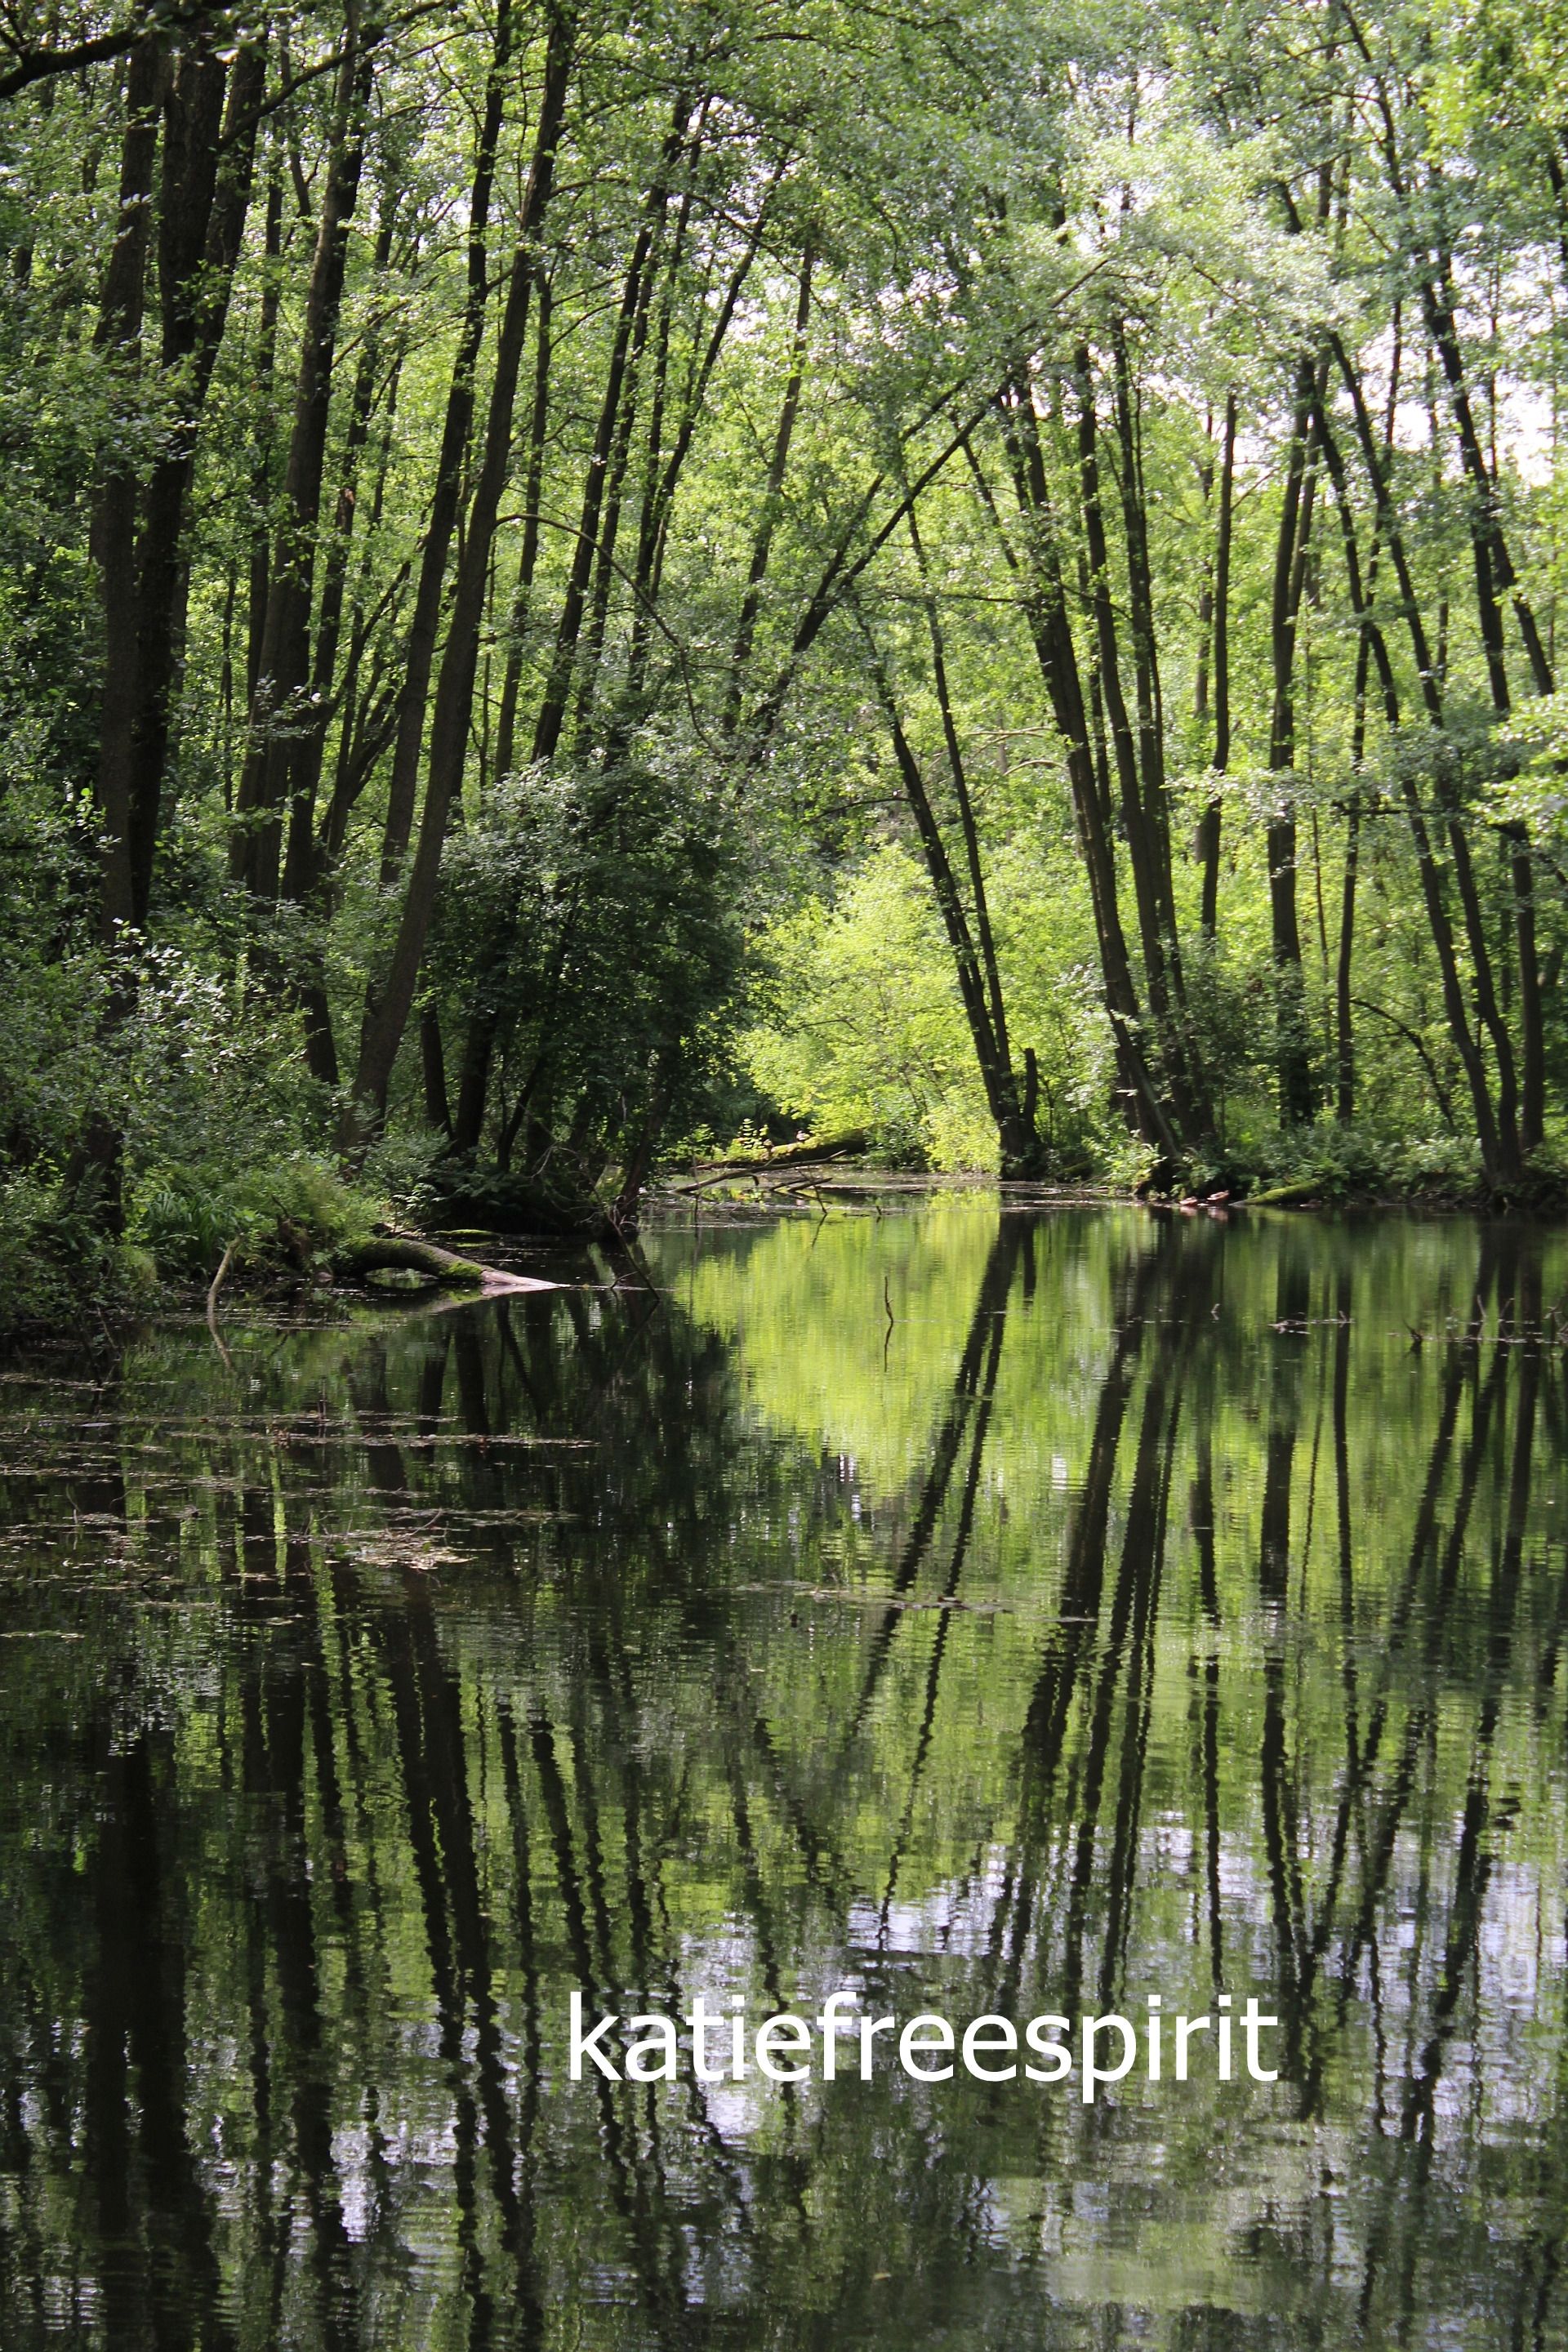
1 1203 1566 2348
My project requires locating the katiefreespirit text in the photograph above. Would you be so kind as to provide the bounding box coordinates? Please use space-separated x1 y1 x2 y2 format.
568 1989 1279 2102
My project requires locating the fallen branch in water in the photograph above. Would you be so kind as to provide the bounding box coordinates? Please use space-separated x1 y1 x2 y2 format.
335 1235 490 1285
335 1234 569 1298
205 1241 237 1362
206 1241 236 1325
674 1132 870 1193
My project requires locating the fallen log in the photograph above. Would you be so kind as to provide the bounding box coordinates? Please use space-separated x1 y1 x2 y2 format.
335 1236 488 1284
683 1131 869 1187
1241 1178 1325 1209
333 1236 561 1295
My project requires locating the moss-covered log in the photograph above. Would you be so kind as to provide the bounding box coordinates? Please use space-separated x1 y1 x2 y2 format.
334 1236 491 1285
681 1132 870 1188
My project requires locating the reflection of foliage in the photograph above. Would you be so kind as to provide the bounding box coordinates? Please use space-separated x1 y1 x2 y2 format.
2 1207 1567 2344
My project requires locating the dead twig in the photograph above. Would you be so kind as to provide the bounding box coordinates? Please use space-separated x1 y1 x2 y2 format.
206 1242 236 1365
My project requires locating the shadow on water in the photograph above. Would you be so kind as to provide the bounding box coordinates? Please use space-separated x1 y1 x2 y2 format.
0 1202 1566 2347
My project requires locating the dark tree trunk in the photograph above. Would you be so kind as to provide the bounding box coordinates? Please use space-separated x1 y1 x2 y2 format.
1320 347 1513 1176
864 625 1036 1174
376 5 514 885
247 174 284 709
982 398 1182 1165
1076 344 1205 1147
1196 390 1235 938
723 243 813 729
91 35 164 950
492 278 555 788
447 83 677 1153
78 34 164 1227
230 30 374 906
344 6 574 1150
906 506 1044 1174
127 39 265 922
1265 359 1321 1128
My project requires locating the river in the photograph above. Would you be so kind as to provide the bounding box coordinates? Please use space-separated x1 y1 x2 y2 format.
1 1199 1565 2348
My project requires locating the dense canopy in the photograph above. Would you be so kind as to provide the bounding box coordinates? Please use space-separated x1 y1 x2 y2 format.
4 0 1568 1314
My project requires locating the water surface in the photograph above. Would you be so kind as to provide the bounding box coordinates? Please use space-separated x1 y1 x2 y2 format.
2 1200 1566 2348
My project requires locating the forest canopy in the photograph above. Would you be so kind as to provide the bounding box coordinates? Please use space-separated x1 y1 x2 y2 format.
3 0 1567 1319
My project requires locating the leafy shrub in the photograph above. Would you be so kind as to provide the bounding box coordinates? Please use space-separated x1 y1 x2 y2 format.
130 1155 375 1281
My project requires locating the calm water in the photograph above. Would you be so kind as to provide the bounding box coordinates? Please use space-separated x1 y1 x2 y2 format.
2 1200 1566 2350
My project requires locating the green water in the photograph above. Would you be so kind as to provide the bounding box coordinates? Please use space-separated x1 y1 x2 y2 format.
2 1200 1566 2349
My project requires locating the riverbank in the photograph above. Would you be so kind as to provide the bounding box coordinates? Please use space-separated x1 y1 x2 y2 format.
7 1147 1566 1360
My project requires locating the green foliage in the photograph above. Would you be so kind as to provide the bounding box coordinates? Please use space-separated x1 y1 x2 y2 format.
131 1155 375 1281
743 850 991 1170
0 1169 131 1332
744 844 1111 1172
4 0 1568 1307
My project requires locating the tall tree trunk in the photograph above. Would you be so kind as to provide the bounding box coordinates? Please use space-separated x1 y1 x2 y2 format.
982 398 1182 1164
246 172 284 708
862 621 1022 1170
1318 352 1512 1174
343 6 574 1149
1074 345 1203 1147
92 35 164 951
905 506 1042 1174
127 38 265 923
1265 359 1321 1127
492 279 555 787
1110 323 1210 1137
229 29 373 906
376 5 514 885
1330 313 1399 1126
447 84 679 1154
78 33 163 1226
282 191 399 916
722 244 813 730
1418 270 1550 1160
1196 390 1235 938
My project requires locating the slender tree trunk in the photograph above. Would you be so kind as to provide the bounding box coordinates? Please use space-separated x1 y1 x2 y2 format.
1075 345 1203 1147
283 193 398 915
447 87 679 1153
982 399 1181 1163
493 279 554 786
1346 102 1538 1176
230 29 373 906
905 506 1042 1174
1266 359 1321 1127
1197 391 1235 938
1330 314 1399 1127
92 35 164 951
722 245 813 729
1319 350 1512 1174
569 200 667 748
862 621 1024 1169
125 38 265 922
376 7 514 885
642 185 781 626
343 7 574 1150
78 34 163 1225
528 118 681 772
247 172 284 707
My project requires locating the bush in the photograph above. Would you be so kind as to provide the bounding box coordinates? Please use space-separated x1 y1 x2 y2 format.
0 1165 169 1338
130 1154 376 1281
